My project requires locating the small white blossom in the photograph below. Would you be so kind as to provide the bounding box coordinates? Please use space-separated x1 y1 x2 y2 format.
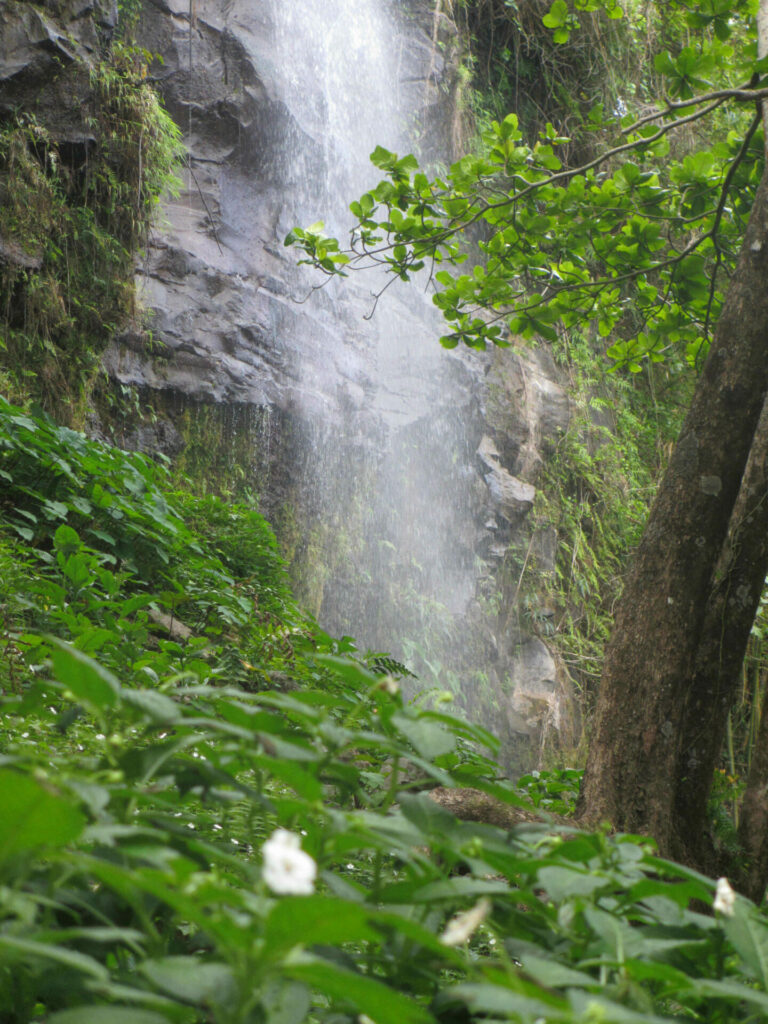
439 897 491 946
261 828 317 895
714 876 736 917
379 676 400 696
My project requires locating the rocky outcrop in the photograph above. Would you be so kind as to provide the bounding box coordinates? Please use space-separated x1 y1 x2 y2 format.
485 346 571 483
0 1 117 120
478 435 537 521
104 0 466 420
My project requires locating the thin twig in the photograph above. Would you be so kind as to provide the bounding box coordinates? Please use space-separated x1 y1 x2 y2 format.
183 154 223 255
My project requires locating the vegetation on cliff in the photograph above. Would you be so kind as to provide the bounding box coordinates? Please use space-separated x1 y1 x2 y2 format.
0 32 181 420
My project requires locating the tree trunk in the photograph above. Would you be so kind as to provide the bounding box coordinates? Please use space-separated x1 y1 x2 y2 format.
577 169 768 854
672 397 768 866
738 695 768 901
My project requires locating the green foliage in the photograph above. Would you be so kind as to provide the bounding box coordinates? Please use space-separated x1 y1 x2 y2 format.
0 395 299 693
287 0 762 374
504 331 688 702
456 0 630 159
4 5 768 1017
516 766 583 813
164 402 273 502
0 43 181 416
4 640 768 1021
3 386 768 1023
116 0 145 38
1 394 192 579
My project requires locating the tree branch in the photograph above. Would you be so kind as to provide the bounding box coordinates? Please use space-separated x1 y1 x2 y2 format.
623 82 768 134
702 110 762 339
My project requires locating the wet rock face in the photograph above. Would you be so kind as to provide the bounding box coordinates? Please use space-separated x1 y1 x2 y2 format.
105 0 466 419
0 0 577 770
485 347 571 484
478 435 537 521
0 0 116 125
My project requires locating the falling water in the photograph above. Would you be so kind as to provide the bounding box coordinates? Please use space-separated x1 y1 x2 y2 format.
270 1 403 219
259 0 484 679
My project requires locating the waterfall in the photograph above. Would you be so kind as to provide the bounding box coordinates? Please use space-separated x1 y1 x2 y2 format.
262 0 484 678
105 0 579 770
270 0 402 218
102 0 578 770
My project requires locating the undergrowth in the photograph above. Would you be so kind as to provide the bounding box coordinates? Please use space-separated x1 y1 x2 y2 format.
454 0 633 162
2 397 768 1023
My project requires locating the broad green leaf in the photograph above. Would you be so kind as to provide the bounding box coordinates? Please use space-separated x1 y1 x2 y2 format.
37 926 145 950
397 791 456 835
370 145 396 168
568 990 674 1023
10 413 37 430
140 957 238 1007
53 523 82 551
0 770 85 863
48 637 121 712
265 897 379 956
379 877 510 903
43 498 69 519
537 865 608 899
73 627 121 654
516 952 596 988
723 901 768 986
252 755 323 800
695 977 768 1011
621 958 694 990
0 934 107 980
391 712 455 758
440 981 567 1019
314 653 379 687
262 978 312 1024
284 953 435 1024
121 689 180 722
62 552 92 588
49 1011 170 1024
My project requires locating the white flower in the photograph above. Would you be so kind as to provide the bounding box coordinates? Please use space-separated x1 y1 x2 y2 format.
439 897 491 946
261 829 317 895
714 876 736 917
379 676 399 696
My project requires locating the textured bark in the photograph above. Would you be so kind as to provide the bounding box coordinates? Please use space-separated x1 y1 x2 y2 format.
673 398 768 864
738 703 768 902
718 0 768 900
577 169 768 853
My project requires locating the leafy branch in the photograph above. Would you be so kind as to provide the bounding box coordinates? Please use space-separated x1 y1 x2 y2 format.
287 70 763 367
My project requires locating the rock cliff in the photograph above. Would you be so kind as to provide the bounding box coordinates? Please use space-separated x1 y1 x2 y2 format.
0 0 579 772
